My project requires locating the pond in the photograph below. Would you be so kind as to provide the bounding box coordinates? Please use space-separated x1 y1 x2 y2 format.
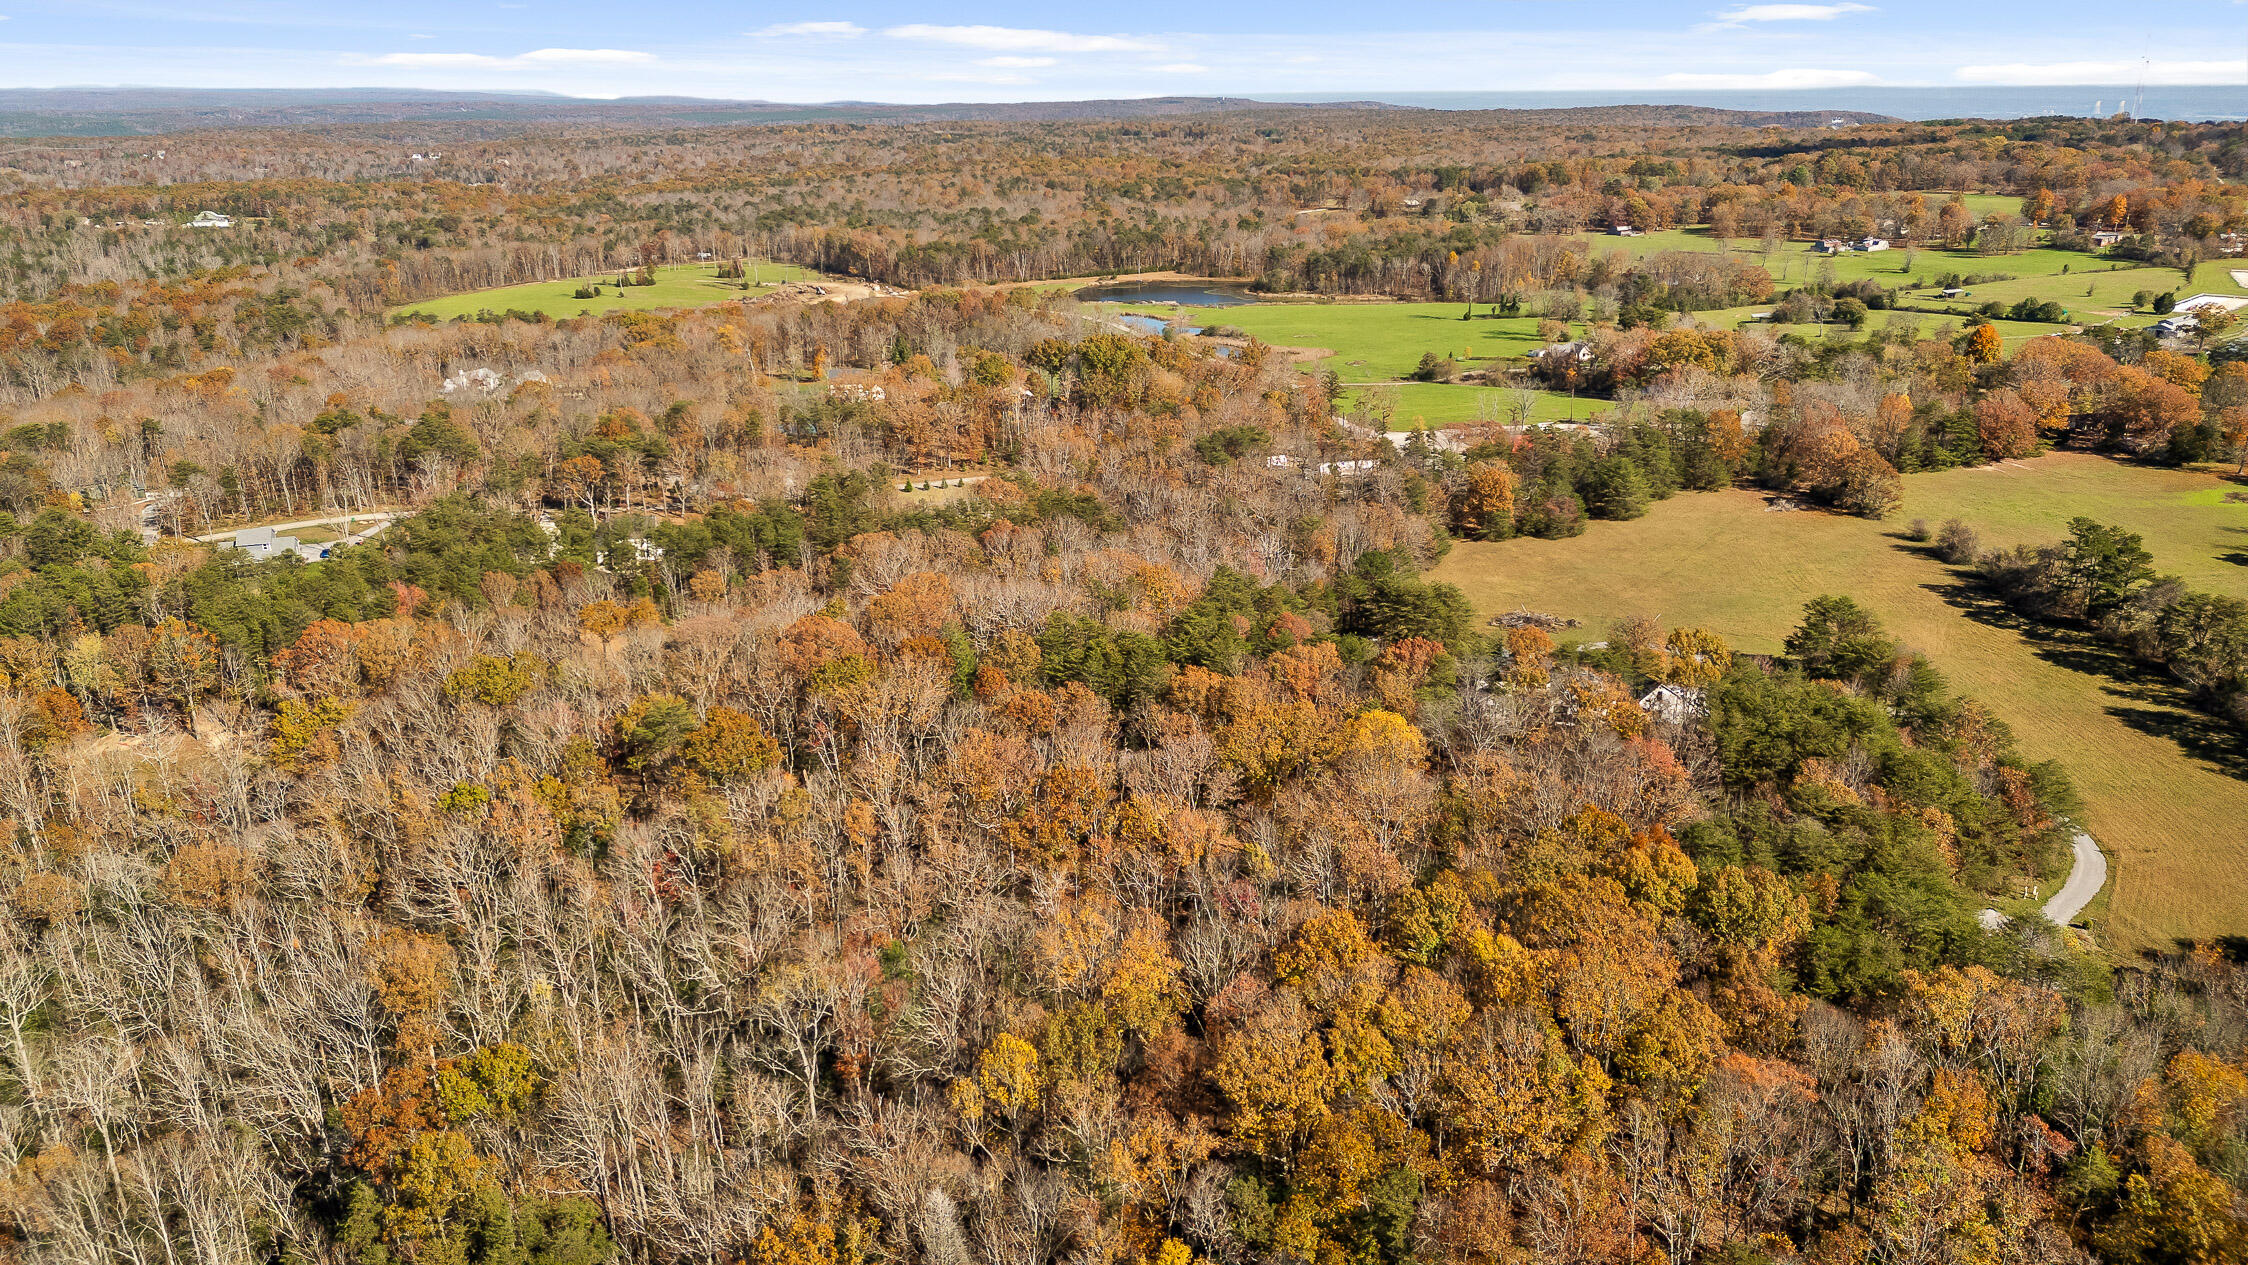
1112 313 1192 335
1074 279 1259 307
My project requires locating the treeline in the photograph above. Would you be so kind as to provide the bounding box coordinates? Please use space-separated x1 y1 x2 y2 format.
1443 410 1753 538
1959 516 2248 730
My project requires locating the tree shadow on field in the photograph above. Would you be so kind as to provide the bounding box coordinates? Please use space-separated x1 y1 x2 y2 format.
1887 533 1952 564
2198 936 2248 961
1905 546 2248 782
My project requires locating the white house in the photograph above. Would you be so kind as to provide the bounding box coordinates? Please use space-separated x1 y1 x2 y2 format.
186 211 233 229
1535 340 1597 367
1856 237 1890 252
1638 684 1706 725
218 526 324 563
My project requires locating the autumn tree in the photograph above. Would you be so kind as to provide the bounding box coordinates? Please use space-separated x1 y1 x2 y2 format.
1450 462 1517 541
1959 322 2003 365
1973 389 2041 460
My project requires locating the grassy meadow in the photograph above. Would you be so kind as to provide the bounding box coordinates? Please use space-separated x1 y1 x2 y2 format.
1189 303 1552 382
391 261 821 320
1085 223 2236 433
1105 302 1594 428
1604 223 2099 284
1344 382 1611 427
1685 306 2060 347
1600 221 2242 326
1430 453 2248 952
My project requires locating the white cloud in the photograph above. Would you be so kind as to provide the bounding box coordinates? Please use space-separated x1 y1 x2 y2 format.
922 71 1034 85
1956 59 2246 85
1712 3 1872 19
882 24 1163 53
363 51 505 67
753 21 866 38
977 55 1056 67
55 25 2211 106
354 47 654 69
515 47 656 63
1153 62 1209 73
1661 67 1881 88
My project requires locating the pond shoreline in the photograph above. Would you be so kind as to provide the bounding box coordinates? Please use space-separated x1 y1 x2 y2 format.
1075 279 1260 307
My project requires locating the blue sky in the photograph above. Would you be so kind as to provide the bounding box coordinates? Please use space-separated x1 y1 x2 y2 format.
4 0 2247 102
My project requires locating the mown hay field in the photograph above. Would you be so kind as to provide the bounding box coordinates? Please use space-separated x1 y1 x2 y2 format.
391 261 820 320
1430 453 2248 953
1195 303 1552 382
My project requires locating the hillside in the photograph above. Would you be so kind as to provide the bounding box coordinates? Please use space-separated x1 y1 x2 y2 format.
0 87 1891 138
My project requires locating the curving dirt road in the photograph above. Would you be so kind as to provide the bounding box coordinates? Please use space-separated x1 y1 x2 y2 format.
1980 828 2107 931
191 510 399 544
2042 831 2108 927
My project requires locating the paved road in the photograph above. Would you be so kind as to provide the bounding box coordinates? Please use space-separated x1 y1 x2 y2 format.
1979 828 2106 931
2043 831 2108 926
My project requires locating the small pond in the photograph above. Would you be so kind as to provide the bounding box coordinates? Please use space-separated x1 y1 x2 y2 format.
1074 280 1259 307
1113 313 1189 335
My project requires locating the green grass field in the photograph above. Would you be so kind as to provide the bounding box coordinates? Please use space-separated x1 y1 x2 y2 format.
391 261 822 320
1078 221 2235 418
1100 300 1601 428
1597 220 2222 310
1095 235 2202 408
1914 265 2213 319
1954 193 2028 219
1120 302 1554 383
1429 453 2248 953
1684 305 2063 348
1342 382 1611 428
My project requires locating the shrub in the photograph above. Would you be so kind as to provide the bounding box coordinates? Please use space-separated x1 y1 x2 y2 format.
1411 351 1460 383
1906 518 1931 542
1936 519 1981 565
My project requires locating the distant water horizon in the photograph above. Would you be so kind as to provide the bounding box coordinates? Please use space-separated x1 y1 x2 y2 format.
1263 86 2248 122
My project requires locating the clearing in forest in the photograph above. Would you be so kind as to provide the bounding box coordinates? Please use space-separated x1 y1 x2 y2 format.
390 261 822 321
1430 452 2248 953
